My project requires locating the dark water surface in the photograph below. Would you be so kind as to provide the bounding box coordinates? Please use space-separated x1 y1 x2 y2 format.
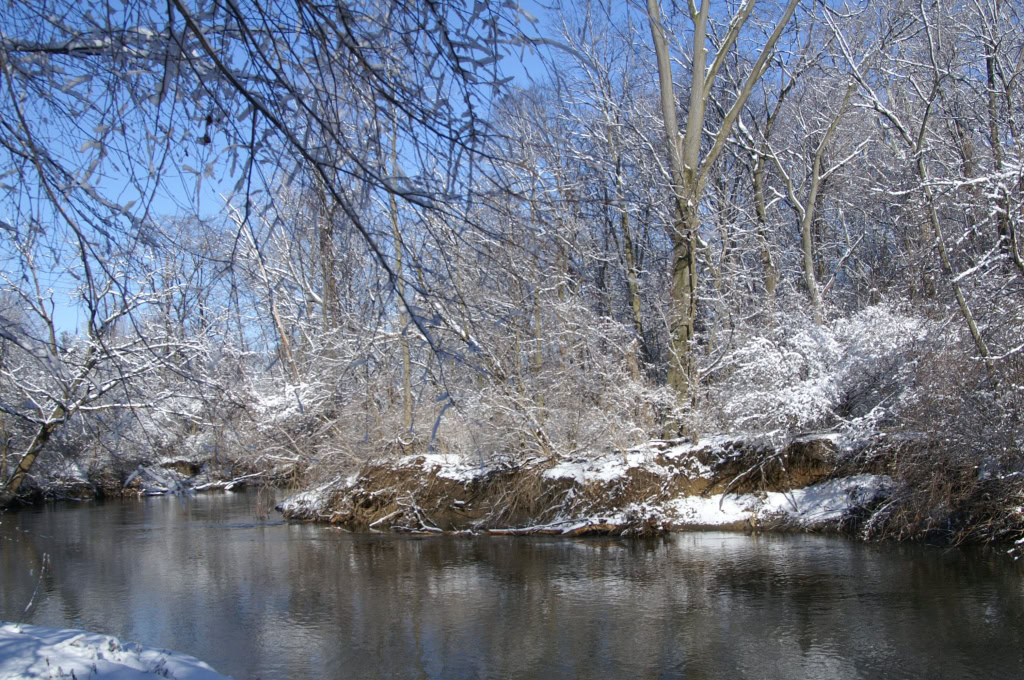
1 490 1022 679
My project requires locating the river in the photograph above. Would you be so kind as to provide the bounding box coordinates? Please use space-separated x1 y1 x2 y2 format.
1 490 1022 679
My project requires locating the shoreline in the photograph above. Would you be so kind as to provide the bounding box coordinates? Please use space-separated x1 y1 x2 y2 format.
0 622 231 679
277 434 896 538
5 433 1020 555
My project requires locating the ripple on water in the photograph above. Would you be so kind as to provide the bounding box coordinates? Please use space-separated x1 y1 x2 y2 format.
1 492 1022 679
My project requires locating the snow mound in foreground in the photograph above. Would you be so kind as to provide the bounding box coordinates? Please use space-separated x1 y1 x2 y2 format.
0 623 230 679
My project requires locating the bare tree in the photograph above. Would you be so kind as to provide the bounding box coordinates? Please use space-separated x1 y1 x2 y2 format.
644 0 800 412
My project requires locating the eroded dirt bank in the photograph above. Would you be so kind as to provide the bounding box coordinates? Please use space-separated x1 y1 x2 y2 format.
278 433 895 537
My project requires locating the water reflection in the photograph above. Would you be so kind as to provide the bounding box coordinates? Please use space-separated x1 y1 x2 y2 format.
1 492 1022 679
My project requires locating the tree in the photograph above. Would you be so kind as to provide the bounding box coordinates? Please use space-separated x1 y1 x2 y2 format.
769 77 859 323
0 244 202 503
0 0 537 496
644 0 800 413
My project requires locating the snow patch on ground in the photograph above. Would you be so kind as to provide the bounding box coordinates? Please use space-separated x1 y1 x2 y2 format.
763 474 890 522
542 442 704 485
275 475 345 517
0 622 230 679
659 474 891 527
398 453 496 483
665 493 760 526
277 434 891 535
491 470 890 534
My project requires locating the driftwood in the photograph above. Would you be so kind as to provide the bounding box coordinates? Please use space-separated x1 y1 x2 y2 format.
193 472 266 491
124 465 266 496
486 522 626 537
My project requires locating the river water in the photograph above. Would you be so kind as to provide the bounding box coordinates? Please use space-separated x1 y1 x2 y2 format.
1 490 1022 679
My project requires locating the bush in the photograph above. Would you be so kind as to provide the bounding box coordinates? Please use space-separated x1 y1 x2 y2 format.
701 303 937 440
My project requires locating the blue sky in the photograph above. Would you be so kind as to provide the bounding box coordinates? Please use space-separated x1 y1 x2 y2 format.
3 0 569 336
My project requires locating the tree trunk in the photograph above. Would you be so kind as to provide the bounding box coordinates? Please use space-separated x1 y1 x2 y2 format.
648 0 699 406
984 36 1022 274
3 418 60 502
317 213 339 331
0 418 9 490
918 155 995 381
753 153 778 298
533 297 545 416
2 345 99 503
800 201 824 325
647 0 799 409
616 162 648 364
667 201 698 400
230 206 300 383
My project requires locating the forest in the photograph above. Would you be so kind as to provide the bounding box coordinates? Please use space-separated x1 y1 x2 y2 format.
0 0 1021 546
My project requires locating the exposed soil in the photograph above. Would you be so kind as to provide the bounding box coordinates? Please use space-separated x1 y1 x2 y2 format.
279 433 897 537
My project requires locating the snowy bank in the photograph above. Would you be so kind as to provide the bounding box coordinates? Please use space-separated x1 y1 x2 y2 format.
0 622 230 679
278 433 892 536
2 454 293 509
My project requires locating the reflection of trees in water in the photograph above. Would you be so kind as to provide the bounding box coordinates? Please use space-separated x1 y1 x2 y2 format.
3 498 1024 679
0 505 121 633
305 536 692 676
0 519 47 620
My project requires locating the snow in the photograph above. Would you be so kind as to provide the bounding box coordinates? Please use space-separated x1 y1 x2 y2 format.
708 305 938 435
542 441 709 485
491 474 889 533
398 453 494 483
508 449 888 532
543 450 664 484
660 474 892 527
763 474 890 522
277 433 893 536
665 493 760 526
274 475 344 517
0 623 230 679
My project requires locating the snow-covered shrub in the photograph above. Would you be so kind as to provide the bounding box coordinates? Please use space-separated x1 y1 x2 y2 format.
702 303 938 439
860 323 1024 544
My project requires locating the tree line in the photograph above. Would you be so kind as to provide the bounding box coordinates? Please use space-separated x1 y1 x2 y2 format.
1 0 1021 540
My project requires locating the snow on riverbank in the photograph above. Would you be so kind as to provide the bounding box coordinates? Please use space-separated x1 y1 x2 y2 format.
277 434 892 535
662 473 892 527
489 473 892 535
0 623 230 679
